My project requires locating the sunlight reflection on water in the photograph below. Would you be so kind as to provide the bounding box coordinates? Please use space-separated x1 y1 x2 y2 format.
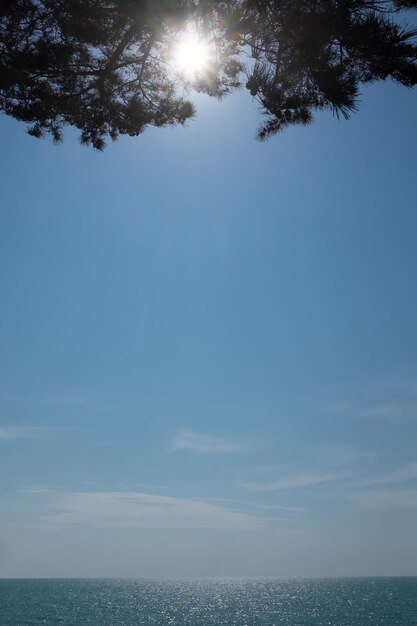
1 577 417 625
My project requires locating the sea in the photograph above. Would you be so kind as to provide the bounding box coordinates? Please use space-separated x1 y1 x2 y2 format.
0 578 416 626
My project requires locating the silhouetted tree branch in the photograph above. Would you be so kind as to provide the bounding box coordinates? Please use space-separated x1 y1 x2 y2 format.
1 0 416 147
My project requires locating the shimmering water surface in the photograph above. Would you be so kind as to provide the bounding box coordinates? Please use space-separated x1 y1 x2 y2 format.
1 578 416 625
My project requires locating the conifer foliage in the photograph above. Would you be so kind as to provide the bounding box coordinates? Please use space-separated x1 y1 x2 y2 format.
1 0 416 147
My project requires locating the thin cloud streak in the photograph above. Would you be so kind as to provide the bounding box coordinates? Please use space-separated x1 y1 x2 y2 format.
258 505 305 512
239 471 348 492
321 376 417 424
194 497 305 513
171 431 246 454
26 489 263 530
349 489 417 509
357 404 410 423
356 462 417 488
322 400 411 424
0 426 56 441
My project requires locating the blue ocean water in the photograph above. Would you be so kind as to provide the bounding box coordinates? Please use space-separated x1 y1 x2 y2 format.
0 578 416 626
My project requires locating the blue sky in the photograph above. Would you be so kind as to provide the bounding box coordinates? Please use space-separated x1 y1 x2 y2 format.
1 77 417 577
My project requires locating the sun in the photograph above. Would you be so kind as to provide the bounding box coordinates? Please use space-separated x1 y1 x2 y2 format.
172 31 211 78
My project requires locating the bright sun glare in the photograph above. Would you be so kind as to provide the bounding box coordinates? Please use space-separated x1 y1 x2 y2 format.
173 32 210 77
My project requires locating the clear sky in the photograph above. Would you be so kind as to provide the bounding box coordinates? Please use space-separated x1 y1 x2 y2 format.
1 76 417 578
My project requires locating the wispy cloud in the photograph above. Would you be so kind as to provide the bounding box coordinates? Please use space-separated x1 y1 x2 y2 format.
194 497 304 513
257 504 305 512
321 378 417 424
384 378 417 396
25 489 262 530
239 471 347 492
346 462 417 510
356 404 409 423
0 426 56 441
171 431 246 454
322 400 412 424
357 462 417 488
349 489 417 509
